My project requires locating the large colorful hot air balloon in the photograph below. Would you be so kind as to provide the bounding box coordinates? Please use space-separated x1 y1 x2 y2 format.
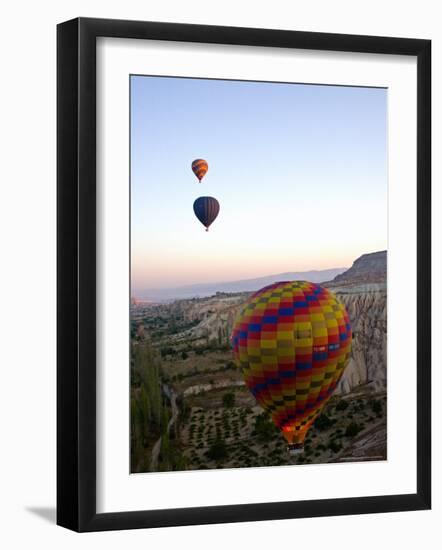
231 281 352 453
191 159 208 182
193 196 220 231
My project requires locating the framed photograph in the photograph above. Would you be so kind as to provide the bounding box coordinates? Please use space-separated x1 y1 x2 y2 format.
57 17 431 532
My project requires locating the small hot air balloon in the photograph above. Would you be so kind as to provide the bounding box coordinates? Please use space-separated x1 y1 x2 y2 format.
193 196 220 231
191 159 208 182
231 281 352 454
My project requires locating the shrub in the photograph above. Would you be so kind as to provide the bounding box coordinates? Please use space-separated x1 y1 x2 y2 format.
328 440 342 453
345 422 363 437
336 399 349 411
314 413 333 431
222 391 235 408
370 399 383 415
254 412 278 441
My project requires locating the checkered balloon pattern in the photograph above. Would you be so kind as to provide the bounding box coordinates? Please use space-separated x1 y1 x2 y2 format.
231 281 352 446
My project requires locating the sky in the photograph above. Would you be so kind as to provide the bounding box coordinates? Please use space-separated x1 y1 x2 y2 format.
131 75 387 295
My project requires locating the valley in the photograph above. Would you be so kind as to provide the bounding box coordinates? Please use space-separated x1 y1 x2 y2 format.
130 251 387 473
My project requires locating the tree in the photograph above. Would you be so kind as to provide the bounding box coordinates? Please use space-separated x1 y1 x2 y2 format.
314 413 333 431
207 439 228 461
345 422 363 437
222 391 235 408
335 399 349 411
370 399 383 415
254 412 277 441
328 440 342 453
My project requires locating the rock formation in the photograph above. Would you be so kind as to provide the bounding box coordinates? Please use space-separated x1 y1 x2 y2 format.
335 290 386 393
328 250 386 287
325 250 387 393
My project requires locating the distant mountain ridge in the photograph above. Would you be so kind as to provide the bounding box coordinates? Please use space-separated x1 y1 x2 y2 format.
138 267 347 301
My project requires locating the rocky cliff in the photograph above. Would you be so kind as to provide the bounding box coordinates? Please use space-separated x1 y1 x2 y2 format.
335 290 386 393
328 250 386 287
325 250 387 392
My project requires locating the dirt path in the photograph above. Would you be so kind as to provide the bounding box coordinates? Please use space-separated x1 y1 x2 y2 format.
150 386 179 471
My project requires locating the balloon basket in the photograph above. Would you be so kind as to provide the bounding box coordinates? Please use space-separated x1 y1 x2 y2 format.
287 443 304 456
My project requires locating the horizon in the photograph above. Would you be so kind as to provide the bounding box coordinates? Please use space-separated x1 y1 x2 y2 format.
131 76 387 294
134 264 349 295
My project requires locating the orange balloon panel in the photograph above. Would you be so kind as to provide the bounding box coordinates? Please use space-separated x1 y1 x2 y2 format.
231 281 352 447
191 159 208 182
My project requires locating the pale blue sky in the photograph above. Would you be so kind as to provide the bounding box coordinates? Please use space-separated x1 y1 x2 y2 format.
131 75 387 294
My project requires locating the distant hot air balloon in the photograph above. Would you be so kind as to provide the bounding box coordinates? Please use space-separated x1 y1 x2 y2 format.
191 159 208 182
193 196 220 231
231 281 352 454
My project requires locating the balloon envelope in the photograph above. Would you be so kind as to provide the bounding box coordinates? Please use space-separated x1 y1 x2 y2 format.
191 159 208 182
231 281 352 449
193 196 220 231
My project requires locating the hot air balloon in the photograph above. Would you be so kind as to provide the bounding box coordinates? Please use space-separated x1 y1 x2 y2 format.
191 159 208 182
231 281 352 454
193 196 220 231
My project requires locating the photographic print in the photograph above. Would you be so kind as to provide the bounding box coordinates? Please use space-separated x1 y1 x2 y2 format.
130 75 387 474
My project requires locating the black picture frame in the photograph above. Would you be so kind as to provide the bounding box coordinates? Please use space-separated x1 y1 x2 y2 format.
57 17 431 532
